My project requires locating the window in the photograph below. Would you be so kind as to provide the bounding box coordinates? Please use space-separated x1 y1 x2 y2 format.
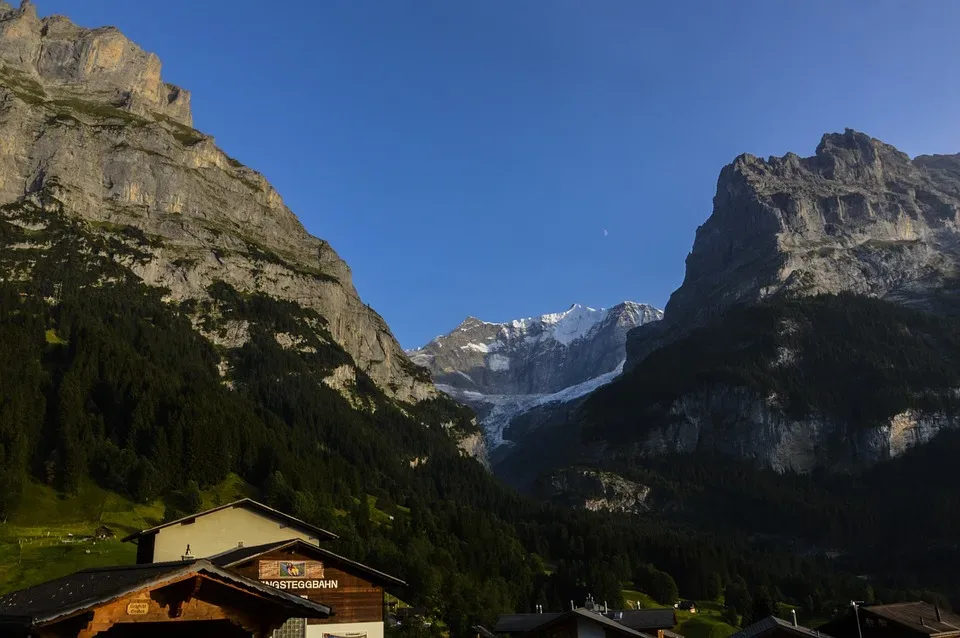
272 617 306 638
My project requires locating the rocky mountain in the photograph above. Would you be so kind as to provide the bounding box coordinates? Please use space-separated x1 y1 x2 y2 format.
0 0 437 408
628 128 960 366
408 302 661 450
581 130 960 473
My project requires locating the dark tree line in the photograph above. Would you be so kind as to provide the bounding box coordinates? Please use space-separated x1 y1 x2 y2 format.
586 293 960 443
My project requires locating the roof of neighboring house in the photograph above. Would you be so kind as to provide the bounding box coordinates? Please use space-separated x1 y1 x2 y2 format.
863 602 960 636
120 498 338 543
600 609 678 630
0 559 331 629
495 613 563 632
475 625 499 638
731 615 834 638
495 608 668 637
208 538 407 587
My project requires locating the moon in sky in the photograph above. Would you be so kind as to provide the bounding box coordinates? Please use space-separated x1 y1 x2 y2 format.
603 229 608 237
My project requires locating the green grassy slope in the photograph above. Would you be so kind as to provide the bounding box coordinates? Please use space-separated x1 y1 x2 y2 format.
675 602 738 638
621 588 737 638
0 474 254 594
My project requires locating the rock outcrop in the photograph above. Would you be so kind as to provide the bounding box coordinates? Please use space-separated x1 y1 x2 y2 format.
631 386 958 473
628 129 960 366
0 2 434 403
0 2 191 125
534 468 651 514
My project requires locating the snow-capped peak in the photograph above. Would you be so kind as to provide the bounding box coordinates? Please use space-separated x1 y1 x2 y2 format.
499 303 606 346
410 299 663 450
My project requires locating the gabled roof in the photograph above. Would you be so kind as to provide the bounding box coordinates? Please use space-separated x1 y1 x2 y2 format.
0 559 331 629
120 498 338 543
495 608 665 637
863 602 960 636
494 613 563 632
600 609 678 630
731 615 834 638
209 538 407 588
542 609 653 638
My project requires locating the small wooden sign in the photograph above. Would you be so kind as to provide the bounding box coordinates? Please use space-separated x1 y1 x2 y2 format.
259 560 325 579
126 601 149 616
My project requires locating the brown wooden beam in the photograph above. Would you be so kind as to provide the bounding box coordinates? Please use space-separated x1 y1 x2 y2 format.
186 575 203 602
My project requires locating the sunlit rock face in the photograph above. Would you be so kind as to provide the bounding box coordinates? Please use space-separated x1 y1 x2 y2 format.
628 129 960 365
0 0 436 403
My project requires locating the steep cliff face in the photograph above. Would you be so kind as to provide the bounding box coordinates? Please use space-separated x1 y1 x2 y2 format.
0 1 435 404
0 2 191 124
586 291 960 474
629 129 960 365
632 387 957 473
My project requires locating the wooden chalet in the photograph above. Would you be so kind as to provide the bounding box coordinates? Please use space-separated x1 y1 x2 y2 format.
210 538 407 637
818 602 960 638
120 498 405 638
0 559 330 637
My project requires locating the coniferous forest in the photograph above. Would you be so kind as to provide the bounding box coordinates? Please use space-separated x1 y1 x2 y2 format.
1 191 958 636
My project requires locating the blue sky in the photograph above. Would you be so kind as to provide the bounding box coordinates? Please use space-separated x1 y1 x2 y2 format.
37 0 960 348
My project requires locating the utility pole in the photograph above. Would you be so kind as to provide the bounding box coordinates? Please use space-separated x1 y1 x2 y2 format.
851 600 864 638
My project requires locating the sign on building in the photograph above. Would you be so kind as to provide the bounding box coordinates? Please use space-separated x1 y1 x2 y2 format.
259 560 340 590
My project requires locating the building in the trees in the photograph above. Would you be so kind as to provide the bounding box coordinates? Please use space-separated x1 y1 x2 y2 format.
121 498 405 638
817 602 960 638
94 526 115 540
494 598 676 638
730 615 834 638
0 559 331 637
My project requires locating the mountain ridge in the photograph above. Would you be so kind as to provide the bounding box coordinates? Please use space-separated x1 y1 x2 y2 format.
0 0 437 406
559 130 960 475
627 128 960 368
411 301 662 396
409 301 661 462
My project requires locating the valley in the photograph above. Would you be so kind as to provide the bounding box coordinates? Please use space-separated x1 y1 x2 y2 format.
0 2 959 637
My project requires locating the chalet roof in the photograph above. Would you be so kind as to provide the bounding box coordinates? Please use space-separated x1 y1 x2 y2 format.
600 609 678 630
120 498 338 543
550 609 653 637
209 538 407 587
495 608 668 636
0 559 331 629
863 602 960 636
731 615 833 638
475 625 500 638
495 612 563 632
